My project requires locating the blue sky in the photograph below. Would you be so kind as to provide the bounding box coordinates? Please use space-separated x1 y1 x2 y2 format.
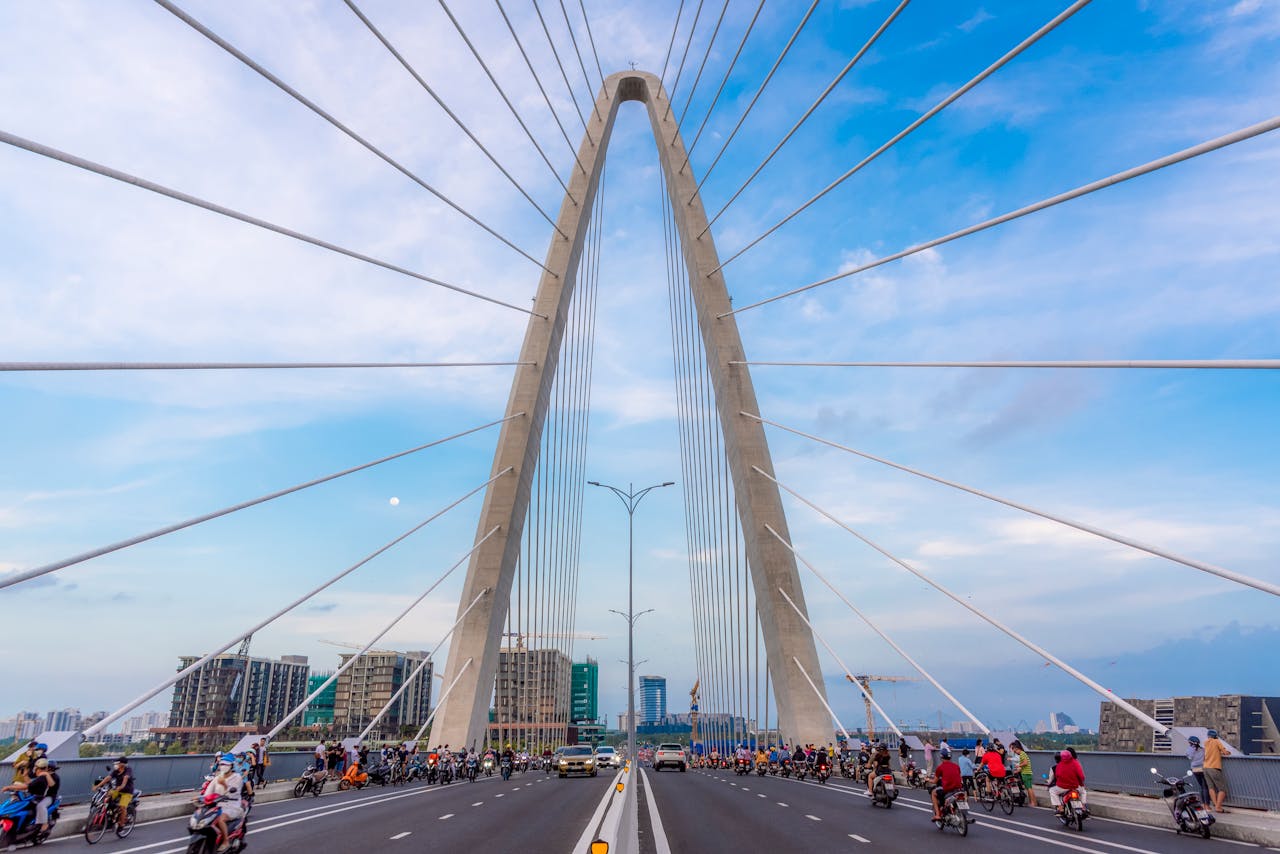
2 0 1277 734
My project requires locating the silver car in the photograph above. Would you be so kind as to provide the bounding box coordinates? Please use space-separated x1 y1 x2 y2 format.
594 746 619 768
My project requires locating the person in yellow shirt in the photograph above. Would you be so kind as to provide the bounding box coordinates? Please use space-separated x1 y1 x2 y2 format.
1202 729 1232 813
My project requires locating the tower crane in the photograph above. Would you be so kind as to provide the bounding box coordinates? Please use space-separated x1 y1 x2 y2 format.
502 632 606 648
851 675 916 739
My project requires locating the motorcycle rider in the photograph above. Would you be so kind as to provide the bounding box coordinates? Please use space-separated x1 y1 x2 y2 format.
866 743 892 795
94 757 135 832
197 754 244 853
734 743 751 770
929 748 964 822
1048 749 1088 814
1 756 59 838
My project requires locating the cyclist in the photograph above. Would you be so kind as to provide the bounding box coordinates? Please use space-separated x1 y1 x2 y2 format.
94 757 135 832
979 740 1007 798
866 743 892 795
929 748 964 822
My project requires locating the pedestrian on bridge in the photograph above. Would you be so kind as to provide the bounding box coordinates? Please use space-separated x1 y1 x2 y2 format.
923 739 935 771
1186 736 1210 806
1203 729 1232 813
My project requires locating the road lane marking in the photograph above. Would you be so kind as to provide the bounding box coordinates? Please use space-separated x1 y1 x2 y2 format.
638 768 673 854
777 802 788 807
390 832 411 840
495 793 504 797
849 834 870 843
805 814 821 821
472 801 483 806
572 769 628 854
758 793 766 798
438 813 454 820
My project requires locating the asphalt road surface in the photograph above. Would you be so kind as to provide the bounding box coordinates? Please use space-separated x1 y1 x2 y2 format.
39 770 613 854
642 765 1272 853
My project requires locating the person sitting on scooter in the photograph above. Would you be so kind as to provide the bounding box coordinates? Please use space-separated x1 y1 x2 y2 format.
1 757 59 838
866 744 892 795
197 755 242 853
929 749 964 821
1048 750 1088 814
95 757 135 832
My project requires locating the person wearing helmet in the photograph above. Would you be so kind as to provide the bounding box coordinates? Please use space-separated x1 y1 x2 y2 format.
95 757 135 832
199 754 244 853
11 740 39 784
1186 735 1209 805
929 748 964 821
1 756 60 838
1048 749 1087 814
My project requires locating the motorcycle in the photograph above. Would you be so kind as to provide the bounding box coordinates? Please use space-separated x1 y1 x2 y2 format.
187 793 250 854
779 759 792 778
794 760 808 782
870 772 898 808
735 758 750 776
839 758 855 779
1153 768 1213 838
465 756 479 782
438 760 454 786
483 757 495 777
0 791 61 848
338 764 369 790
756 760 768 777
500 757 513 782
814 760 831 784
1055 787 1089 832
904 760 926 788
933 789 972 836
365 762 392 787
293 767 326 798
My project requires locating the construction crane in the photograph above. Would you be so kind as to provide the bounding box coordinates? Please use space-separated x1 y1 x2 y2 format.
502 632 606 648
851 675 916 739
320 639 399 655
690 679 700 748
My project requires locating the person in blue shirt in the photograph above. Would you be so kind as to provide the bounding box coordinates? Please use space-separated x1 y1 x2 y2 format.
767 746 779 764
957 749 976 794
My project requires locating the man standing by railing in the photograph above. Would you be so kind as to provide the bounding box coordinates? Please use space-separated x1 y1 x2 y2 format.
1203 729 1232 814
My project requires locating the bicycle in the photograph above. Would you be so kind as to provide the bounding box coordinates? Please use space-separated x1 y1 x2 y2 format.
84 787 137 844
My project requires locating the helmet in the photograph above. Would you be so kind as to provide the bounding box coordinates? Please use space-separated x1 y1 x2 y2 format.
1207 729 1218 738
35 743 48 751
34 758 48 769
1188 736 1201 745
47 761 59 771
1059 750 1072 760
221 753 236 764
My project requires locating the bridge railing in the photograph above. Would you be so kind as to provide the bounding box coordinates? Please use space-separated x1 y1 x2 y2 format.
1 750 318 805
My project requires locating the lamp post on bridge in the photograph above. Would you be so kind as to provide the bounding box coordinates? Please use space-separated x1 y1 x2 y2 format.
590 479 673 764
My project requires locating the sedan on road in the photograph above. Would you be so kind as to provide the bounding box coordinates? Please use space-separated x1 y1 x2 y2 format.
558 745 598 777
594 745 620 768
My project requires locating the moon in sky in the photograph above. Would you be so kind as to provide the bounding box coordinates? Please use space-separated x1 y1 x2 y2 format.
389 497 400 506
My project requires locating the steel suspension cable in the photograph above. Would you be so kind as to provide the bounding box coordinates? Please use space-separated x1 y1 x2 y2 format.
659 1 688 88
555 0 603 120
688 0 819 201
358 588 490 740
1 415 521 591
709 0 1093 264
343 0 567 237
0 131 541 317
531 0 595 137
792 656 852 741
723 112 1280 311
1 361 532 372
746 413 1280 598
82 470 507 736
762 484 1169 733
437 0 576 203
495 0 589 175
677 0 766 174
413 657 474 742
702 0 911 231
576 0 607 90
153 0 550 273
733 359 1280 369
662 0 706 123
672 0 730 133
764 523 990 734
777 587 903 738
265 526 500 738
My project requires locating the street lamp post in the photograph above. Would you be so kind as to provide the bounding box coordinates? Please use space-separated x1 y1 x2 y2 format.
590 480 673 764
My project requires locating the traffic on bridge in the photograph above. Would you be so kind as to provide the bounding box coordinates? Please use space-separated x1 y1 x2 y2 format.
2 0 1277 852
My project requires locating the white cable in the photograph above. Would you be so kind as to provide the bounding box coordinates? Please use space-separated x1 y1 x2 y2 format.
733 360 1280 369
414 658 475 742
792 656 851 741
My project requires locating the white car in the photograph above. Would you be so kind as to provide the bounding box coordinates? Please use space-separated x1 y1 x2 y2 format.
594 746 620 768
653 743 687 772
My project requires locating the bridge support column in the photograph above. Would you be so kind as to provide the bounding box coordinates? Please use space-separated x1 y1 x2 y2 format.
432 71 832 750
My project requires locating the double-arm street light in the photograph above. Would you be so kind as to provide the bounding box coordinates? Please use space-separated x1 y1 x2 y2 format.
589 480 673 763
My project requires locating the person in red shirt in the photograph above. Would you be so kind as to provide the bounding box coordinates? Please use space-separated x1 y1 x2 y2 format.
1049 749 1089 812
930 749 965 821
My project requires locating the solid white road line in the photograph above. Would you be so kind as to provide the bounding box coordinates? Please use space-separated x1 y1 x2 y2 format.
390 831 411 840
638 768 673 854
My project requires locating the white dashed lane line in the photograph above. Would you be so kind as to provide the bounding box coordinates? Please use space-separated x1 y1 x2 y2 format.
757 794 767 798
438 814 454 821
849 833 870 843
777 802 788 807
805 814 822 822
390 832 411 840
495 793 504 798
471 802 483 807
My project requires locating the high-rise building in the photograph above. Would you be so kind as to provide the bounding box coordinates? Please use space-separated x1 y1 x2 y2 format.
639 676 667 725
1099 695 1280 754
491 645 572 749
161 653 310 749
44 708 82 732
1050 712 1076 733
570 658 599 724
332 652 432 739
303 673 337 726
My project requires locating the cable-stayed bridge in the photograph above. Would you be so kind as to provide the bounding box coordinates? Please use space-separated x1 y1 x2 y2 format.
3 1 1278 851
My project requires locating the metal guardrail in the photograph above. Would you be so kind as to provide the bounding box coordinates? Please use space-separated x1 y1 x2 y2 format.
899 749 1279 811
0 751 318 805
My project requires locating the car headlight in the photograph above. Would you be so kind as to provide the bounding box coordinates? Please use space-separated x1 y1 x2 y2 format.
585 759 594 765
559 759 568 766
